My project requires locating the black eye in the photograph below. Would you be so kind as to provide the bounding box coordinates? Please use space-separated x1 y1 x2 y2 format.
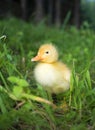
45 51 49 54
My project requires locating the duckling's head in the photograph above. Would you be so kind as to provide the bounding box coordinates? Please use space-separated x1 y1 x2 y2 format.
31 44 59 63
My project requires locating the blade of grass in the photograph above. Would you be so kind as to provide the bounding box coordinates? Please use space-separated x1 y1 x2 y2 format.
0 96 7 114
0 72 9 90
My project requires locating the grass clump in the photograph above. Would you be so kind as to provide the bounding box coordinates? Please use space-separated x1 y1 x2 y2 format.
0 18 95 130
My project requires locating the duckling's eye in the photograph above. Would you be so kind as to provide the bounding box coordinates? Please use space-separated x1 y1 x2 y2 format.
45 51 49 54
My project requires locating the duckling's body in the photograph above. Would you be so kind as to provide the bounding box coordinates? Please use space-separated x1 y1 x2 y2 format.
31 44 71 94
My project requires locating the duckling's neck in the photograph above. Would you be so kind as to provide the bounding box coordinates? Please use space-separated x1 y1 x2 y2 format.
39 60 58 64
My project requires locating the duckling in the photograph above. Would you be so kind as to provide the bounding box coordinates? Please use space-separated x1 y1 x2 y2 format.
31 44 71 94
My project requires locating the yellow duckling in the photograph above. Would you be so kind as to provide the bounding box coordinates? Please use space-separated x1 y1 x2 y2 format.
31 44 71 94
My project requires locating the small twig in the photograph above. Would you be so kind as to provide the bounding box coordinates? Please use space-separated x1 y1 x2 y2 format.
34 96 57 109
15 101 25 109
22 93 57 109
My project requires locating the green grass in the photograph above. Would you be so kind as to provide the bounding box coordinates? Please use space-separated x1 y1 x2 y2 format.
0 18 95 130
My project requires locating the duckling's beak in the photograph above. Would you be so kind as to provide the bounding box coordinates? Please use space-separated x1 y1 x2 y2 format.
31 55 42 62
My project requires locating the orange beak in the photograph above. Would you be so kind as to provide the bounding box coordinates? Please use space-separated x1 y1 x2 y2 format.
31 55 43 62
